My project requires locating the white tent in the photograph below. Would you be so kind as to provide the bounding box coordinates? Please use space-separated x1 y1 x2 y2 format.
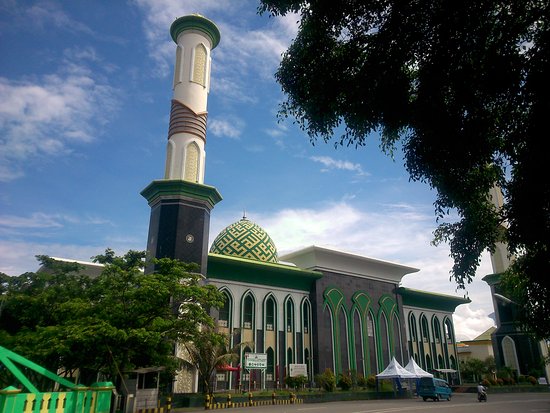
376 357 416 379
404 358 433 378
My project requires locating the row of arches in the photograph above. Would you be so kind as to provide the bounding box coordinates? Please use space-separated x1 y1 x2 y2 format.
217 287 313 385
322 288 404 377
407 311 458 373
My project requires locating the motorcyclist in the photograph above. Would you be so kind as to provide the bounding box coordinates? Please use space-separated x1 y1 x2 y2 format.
477 382 487 401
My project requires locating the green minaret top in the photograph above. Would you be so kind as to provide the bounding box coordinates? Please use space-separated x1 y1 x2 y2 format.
170 14 221 49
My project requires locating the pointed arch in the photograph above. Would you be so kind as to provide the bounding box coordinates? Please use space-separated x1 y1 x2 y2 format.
323 287 347 375
173 45 184 87
379 311 390 368
432 315 442 344
443 317 454 344
284 295 296 371
164 140 175 179
284 295 295 333
502 336 520 373
218 287 233 330
420 314 430 343
240 290 257 349
184 141 200 182
192 43 208 86
266 347 275 381
351 291 372 375
366 309 378 374
391 312 404 364
263 293 277 332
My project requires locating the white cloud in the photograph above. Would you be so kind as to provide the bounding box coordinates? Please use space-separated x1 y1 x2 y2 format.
310 155 368 176
209 116 245 139
0 66 118 181
134 0 295 97
26 0 95 35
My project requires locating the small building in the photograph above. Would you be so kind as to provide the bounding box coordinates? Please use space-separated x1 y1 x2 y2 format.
457 327 496 364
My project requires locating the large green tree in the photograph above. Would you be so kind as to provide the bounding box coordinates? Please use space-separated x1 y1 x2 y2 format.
258 0 550 338
0 251 224 390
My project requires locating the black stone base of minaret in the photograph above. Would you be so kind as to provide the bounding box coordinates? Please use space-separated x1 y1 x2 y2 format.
141 180 222 275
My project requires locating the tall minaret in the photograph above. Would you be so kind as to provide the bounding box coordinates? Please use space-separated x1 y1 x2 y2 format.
141 15 222 275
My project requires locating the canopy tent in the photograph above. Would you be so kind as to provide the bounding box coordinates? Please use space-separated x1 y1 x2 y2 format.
404 358 433 378
376 357 416 379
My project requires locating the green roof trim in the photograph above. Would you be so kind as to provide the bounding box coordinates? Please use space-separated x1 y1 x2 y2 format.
482 272 502 285
207 253 323 291
170 15 221 49
141 179 222 209
396 287 470 312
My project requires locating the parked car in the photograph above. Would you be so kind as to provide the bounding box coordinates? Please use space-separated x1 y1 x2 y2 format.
417 377 452 401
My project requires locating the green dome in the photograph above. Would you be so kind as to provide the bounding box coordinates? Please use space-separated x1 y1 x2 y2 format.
210 218 278 263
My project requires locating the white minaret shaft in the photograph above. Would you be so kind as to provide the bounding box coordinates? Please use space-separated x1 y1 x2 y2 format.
164 15 220 183
488 185 512 274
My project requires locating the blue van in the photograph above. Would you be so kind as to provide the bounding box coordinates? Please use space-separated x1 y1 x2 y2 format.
417 377 452 401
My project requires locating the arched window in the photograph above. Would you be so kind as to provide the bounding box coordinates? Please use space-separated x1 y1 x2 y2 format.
243 294 254 330
266 347 275 381
302 301 310 334
438 354 444 369
449 355 457 370
184 141 200 182
409 313 418 342
421 315 430 343
444 319 454 344
426 354 432 371
287 347 293 364
192 43 207 86
433 316 442 344
218 290 231 328
265 296 275 331
286 299 294 333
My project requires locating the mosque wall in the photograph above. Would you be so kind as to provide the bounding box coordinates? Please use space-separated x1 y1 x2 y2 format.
310 269 408 379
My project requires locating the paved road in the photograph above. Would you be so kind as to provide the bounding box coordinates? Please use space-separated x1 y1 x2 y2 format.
175 392 550 413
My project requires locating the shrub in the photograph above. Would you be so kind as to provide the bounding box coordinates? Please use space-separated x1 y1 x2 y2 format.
518 375 527 383
496 378 504 386
338 373 353 390
527 376 537 385
356 375 367 387
315 369 336 392
285 375 308 389
481 379 491 387
366 375 377 388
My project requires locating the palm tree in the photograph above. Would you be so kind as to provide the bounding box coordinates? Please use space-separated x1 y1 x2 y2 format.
183 326 252 394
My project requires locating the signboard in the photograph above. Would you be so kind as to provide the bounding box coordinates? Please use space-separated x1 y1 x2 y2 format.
244 353 267 369
289 363 307 377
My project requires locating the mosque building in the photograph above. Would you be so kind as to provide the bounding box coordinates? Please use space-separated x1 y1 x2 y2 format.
140 14 469 394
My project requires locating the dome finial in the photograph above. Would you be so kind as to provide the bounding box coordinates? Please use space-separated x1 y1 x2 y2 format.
242 209 247 220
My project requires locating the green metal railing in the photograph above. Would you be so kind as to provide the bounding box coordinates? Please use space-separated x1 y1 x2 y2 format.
0 345 113 413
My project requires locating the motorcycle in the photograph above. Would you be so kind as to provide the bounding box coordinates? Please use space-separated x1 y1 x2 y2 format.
477 391 487 402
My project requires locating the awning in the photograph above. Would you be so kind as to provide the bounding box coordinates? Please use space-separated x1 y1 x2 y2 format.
216 365 240 372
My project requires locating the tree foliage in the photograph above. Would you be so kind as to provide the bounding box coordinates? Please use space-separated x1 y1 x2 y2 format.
0 251 224 390
259 0 550 338
183 325 251 394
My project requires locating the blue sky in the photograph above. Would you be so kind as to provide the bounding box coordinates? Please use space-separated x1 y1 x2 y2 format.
0 0 495 340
